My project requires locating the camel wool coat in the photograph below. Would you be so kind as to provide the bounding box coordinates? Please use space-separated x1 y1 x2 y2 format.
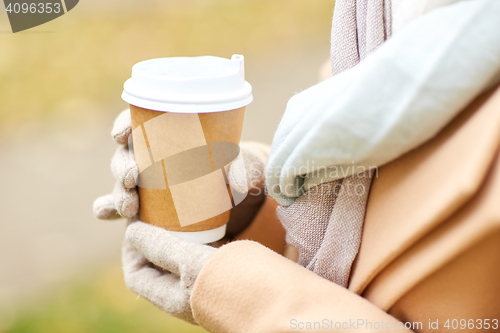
189 85 500 332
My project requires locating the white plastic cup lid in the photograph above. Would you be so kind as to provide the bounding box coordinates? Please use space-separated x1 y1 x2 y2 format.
122 54 253 113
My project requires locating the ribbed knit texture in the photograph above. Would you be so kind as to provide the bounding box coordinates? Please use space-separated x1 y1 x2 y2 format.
279 0 391 287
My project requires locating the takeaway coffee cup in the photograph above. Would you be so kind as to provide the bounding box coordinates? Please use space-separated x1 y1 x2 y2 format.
122 55 252 244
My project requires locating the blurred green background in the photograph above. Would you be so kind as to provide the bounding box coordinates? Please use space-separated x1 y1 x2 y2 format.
0 0 333 331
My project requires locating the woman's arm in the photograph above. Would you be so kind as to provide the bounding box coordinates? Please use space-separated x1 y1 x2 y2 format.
191 241 412 333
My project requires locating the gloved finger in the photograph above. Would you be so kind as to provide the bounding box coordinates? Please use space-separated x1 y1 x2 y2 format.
122 241 197 325
112 109 132 145
111 145 138 189
226 150 248 195
125 221 216 280
93 194 120 220
113 182 139 218
227 142 267 194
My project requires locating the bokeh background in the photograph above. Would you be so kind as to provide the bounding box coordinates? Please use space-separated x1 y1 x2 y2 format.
0 0 334 331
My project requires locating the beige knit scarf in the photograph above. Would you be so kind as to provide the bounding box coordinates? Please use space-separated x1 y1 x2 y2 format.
277 0 391 287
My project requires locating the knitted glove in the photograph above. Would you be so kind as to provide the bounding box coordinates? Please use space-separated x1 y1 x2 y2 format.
93 109 269 237
92 109 269 324
93 109 139 219
123 219 217 325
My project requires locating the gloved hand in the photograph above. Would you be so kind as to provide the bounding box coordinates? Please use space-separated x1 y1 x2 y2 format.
123 219 216 325
92 109 269 324
92 109 139 220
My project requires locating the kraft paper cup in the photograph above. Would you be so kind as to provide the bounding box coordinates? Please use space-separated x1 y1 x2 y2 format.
122 55 252 244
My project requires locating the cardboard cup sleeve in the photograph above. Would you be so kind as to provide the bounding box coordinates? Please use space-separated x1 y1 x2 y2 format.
129 105 246 232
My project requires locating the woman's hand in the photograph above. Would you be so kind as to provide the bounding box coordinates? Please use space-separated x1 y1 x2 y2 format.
92 109 271 324
123 219 217 325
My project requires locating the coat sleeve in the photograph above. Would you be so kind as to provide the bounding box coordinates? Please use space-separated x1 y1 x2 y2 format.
235 195 286 255
191 241 412 333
